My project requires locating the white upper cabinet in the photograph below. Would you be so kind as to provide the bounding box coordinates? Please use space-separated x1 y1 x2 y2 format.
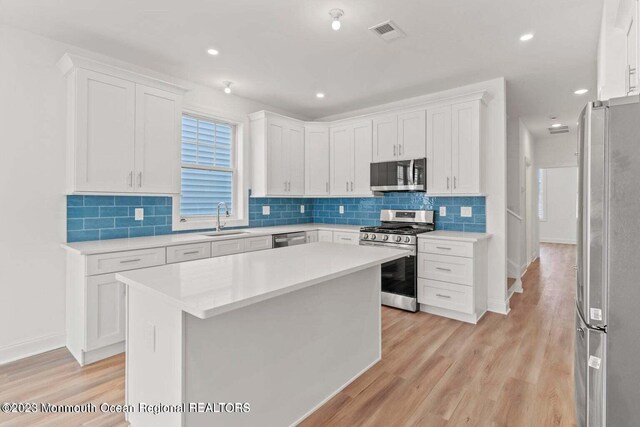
373 115 398 162
626 0 639 95
250 111 305 197
397 110 426 160
134 85 182 194
330 121 372 196
58 54 186 195
305 126 330 195
426 93 487 196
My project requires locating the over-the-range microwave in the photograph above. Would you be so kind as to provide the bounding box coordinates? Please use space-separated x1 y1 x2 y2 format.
370 158 426 192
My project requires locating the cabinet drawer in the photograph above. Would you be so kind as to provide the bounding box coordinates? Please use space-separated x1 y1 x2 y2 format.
166 242 211 264
418 253 473 285
333 231 359 245
211 239 245 257
418 279 473 314
87 247 165 276
244 236 273 252
419 239 473 258
318 230 333 242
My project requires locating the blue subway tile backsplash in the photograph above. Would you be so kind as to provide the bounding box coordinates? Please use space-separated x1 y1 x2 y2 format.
66 193 486 242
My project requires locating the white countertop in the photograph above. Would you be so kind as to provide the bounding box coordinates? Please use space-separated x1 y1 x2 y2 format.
116 242 409 319
61 223 362 255
418 230 492 242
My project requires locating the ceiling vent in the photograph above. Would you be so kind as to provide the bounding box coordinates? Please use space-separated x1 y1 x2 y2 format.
369 20 406 42
548 125 570 135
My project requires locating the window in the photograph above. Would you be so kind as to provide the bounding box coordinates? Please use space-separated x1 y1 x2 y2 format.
175 112 246 229
538 168 547 221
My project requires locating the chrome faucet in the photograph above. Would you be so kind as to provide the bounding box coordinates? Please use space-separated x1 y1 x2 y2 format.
216 202 230 232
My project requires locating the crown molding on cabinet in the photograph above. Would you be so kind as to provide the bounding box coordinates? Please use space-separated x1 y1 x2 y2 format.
57 53 189 95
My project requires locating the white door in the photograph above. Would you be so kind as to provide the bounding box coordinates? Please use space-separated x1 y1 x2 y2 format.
86 274 125 350
286 124 305 195
426 106 452 194
352 121 373 195
372 115 398 162
266 120 288 195
305 127 330 195
75 69 135 193
397 110 426 160
330 126 352 196
451 101 480 194
134 85 181 194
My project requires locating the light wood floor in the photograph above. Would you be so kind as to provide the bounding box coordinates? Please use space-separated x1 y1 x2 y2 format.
0 243 576 427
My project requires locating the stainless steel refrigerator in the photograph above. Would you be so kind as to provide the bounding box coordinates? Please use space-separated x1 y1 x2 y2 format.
575 95 640 426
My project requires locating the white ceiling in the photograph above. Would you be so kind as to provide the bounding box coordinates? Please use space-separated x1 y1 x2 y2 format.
0 0 602 136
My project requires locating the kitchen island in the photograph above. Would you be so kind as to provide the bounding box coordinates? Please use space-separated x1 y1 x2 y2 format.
115 242 409 427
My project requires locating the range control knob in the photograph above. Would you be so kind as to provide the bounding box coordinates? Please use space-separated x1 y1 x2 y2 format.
395 236 402 242
362 233 369 240
382 235 389 241
370 234 377 240
404 237 411 243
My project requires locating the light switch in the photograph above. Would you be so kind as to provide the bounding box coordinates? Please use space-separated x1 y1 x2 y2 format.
262 206 270 215
339 206 345 214
135 208 144 221
461 206 473 217
439 206 446 217
300 205 305 214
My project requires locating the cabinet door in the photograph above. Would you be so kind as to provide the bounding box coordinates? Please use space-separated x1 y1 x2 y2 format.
352 121 373 195
627 8 638 95
266 120 288 195
372 115 398 162
86 274 125 350
426 106 452 194
306 231 319 243
398 110 426 160
75 69 135 193
305 127 330 195
451 101 480 194
134 85 181 194
330 126 352 196
286 124 305 195
318 230 334 242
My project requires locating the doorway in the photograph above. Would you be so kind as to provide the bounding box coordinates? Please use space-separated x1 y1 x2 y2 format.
538 166 578 244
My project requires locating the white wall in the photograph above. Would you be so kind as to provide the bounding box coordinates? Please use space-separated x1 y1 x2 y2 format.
536 134 578 168
539 167 578 244
520 120 538 267
320 78 510 315
0 24 301 363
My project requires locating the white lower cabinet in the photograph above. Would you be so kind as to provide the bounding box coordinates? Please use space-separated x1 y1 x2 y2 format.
306 231 319 243
243 236 273 252
332 231 360 245
417 236 488 324
86 274 126 351
166 242 211 264
318 230 334 242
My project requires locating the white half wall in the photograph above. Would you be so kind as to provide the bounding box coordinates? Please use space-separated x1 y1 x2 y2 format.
0 24 302 364
539 167 578 244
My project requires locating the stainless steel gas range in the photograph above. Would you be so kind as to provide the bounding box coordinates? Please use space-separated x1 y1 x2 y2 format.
359 210 435 312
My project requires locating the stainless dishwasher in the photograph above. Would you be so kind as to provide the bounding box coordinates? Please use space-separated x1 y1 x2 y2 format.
272 231 307 248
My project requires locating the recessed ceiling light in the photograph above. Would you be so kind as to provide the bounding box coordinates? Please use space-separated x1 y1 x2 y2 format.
574 88 589 95
207 48 219 56
329 9 344 31
520 33 534 41
551 123 563 128
316 92 325 98
223 81 232 94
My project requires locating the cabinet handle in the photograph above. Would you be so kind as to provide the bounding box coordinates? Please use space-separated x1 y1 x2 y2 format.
436 246 452 250
138 172 143 188
128 171 133 187
628 65 637 93
453 176 457 189
447 177 450 189
436 267 452 272
326 182 329 193
350 181 354 191
393 145 396 156
346 181 349 192
284 181 287 192
435 293 452 299
120 258 142 264
287 181 290 192
399 145 402 156
183 250 200 255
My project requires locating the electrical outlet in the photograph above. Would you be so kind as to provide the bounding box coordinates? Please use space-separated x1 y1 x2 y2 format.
439 206 446 217
461 206 473 217
262 206 270 215
339 205 345 214
300 205 305 214
135 208 144 221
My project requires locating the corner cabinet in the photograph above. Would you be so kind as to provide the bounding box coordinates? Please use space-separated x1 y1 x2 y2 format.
250 111 305 197
372 110 426 162
58 54 186 195
426 93 489 195
330 121 373 196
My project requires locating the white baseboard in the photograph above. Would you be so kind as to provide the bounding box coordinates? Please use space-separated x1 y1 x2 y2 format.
0 333 65 365
420 305 485 324
488 297 510 315
540 237 576 245
509 277 524 294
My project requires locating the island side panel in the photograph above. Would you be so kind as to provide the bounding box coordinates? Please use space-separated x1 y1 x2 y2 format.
126 286 184 427
183 266 382 427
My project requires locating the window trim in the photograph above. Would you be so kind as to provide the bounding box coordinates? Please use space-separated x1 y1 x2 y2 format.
172 107 248 231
